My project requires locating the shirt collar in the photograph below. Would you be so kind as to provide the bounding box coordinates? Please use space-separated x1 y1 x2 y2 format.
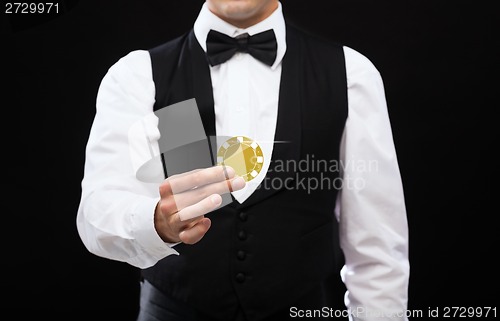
193 1 286 70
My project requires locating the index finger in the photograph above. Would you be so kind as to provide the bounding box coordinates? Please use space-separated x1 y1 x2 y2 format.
168 165 235 194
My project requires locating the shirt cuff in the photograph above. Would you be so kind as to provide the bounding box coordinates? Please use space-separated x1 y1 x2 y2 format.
131 195 179 258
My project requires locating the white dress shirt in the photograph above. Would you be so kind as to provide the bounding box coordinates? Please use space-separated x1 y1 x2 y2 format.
76 2 409 320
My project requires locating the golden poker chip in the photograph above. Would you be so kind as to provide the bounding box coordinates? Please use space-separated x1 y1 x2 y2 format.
217 136 264 182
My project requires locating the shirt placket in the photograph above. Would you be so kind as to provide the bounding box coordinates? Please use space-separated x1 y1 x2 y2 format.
227 52 251 138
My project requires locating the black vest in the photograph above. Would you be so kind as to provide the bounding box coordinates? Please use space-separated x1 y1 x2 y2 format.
142 24 348 321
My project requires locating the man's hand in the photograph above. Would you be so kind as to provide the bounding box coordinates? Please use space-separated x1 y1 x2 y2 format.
154 166 245 244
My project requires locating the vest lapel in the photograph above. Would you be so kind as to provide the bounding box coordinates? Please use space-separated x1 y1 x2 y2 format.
187 31 217 138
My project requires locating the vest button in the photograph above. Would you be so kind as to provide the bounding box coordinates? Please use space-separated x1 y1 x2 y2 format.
236 273 246 283
237 250 246 260
239 211 248 221
238 230 247 240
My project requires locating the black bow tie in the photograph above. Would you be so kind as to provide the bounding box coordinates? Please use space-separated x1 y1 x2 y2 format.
206 29 278 67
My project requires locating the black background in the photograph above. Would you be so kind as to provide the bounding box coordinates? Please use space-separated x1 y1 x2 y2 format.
2 0 498 319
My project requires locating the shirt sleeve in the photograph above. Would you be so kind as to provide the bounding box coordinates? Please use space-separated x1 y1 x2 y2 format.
336 46 410 321
76 50 179 269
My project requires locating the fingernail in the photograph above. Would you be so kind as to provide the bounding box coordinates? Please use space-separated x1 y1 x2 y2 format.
211 194 222 206
231 177 246 190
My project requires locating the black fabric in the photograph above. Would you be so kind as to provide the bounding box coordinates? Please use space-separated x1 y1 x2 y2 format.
149 31 216 137
144 23 348 321
137 280 343 321
137 280 201 321
206 29 278 66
